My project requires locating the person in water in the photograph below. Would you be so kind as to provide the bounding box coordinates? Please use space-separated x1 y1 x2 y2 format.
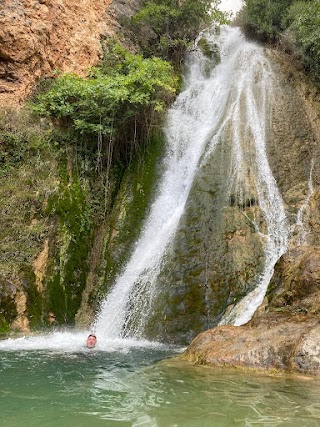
86 334 97 348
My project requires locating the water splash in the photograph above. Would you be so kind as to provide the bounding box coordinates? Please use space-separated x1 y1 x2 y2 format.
94 45 218 339
212 34 290 325
0 330 166 352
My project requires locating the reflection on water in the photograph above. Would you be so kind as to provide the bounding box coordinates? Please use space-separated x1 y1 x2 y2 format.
0 344 319 427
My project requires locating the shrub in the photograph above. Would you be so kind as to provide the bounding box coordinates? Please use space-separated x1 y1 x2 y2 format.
284 1 320 74
131 0 225 64
241 0 296 40
32 43 179 160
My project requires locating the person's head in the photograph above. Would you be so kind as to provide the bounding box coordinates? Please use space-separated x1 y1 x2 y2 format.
86 334 97 348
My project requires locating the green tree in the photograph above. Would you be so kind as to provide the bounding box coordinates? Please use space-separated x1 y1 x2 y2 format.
242 0 296 39
33 44 178 157
285 1 320 74
131 0 225 63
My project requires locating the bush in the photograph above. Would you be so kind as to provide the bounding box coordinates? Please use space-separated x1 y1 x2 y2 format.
131 0 225 63
241 0 296 40
32 43 178 159
284 1 320 74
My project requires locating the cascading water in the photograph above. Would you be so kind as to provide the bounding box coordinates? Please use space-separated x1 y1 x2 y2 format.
95 25 289 339
211 34 290 326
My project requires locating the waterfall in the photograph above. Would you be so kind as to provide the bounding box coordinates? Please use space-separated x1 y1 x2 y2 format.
95 26 289 339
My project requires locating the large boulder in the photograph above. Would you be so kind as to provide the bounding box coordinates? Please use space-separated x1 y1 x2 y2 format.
182 317 320 375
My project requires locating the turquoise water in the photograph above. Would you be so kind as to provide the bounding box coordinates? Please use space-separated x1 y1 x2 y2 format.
0 336 320 426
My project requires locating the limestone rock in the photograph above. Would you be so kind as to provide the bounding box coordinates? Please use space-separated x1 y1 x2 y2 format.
293 324 320 375
182 317 320 375
267 245 320 316
0 0 140 106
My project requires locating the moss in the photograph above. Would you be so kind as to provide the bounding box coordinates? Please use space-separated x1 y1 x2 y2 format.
0 284 17 333
0 108 62 329
44 176 92 324
198 37 220 61
197 36 221 77
21 264 43 328
97 131 166 299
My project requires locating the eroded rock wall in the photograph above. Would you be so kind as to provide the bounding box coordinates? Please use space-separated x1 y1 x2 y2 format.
0 0 141 334
182 50 320 374
0 0 140 106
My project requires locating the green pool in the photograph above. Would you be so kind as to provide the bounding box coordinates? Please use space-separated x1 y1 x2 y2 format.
0 332 319 426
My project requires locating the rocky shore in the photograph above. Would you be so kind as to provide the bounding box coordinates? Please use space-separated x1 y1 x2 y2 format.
182 315 320 375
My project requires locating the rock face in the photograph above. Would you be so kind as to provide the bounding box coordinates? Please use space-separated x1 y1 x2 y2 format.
182 317 320 375
182 219 320 374
1 0 320 358
267 245 320 316
181 50 320 374
139 43 320 345
0 0 140 106
0 0 142 333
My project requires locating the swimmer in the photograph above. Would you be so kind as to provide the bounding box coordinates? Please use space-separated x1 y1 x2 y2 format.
86 334 97 348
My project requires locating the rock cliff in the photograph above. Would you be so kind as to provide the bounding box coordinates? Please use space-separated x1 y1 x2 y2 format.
1 0 319 375
0 0 141 333
182 48 320 375
0 0 139 106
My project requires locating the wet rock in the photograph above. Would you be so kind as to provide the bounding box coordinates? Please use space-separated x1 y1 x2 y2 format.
293 324 320 375
267 245 320 316
182 317 320 375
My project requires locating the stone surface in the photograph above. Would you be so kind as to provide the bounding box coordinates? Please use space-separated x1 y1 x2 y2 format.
267 245 320 316
181 48 320 372
0 0 141 106
182 317 320 375
140 45 320 345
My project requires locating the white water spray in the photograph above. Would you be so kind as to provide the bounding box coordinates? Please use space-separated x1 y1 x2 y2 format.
95 26 289 337
209 33 290 326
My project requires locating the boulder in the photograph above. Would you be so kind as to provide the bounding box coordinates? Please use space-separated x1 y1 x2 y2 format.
182 317 320 375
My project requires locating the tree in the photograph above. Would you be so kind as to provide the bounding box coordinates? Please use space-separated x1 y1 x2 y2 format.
285 1 320 73
242 0 295 39
131 0 225 63
33 44 178 146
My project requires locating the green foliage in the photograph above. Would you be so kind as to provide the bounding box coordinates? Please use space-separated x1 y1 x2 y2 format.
0 109 57 275
21 264 43 328
242 0 296 39
0 285 17 333
0 109 61 330
131 0 226 62
33 45 178 145
197 37 220 61
285 1 320 74
0 108 52 173
241 0 320 76
45 177 91 323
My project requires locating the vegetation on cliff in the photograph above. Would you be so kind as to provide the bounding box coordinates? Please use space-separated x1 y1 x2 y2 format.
0 0 224 333
0 110 58 332
130 0 225 64
33 43 178 162
240 0 320 78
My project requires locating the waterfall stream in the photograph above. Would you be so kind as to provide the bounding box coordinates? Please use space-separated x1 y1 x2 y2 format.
95 26 289 339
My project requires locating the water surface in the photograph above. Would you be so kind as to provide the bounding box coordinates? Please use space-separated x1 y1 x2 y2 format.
1 336 319 427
